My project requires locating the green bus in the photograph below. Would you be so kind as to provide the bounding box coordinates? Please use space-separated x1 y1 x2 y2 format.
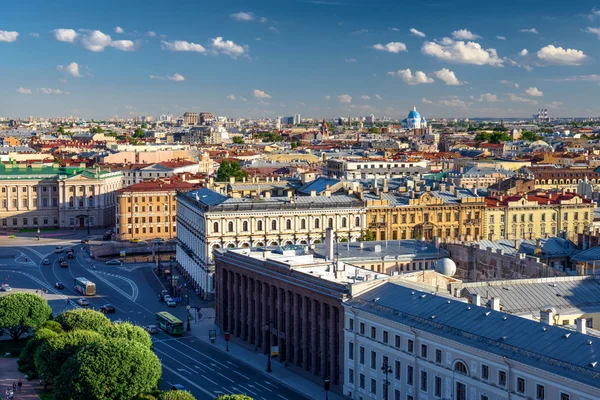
156 311 184 336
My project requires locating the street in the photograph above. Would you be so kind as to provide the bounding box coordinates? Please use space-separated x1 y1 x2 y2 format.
0 233 309 400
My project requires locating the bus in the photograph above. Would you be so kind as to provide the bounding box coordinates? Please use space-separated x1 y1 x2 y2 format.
156 312 184 336
74 277 96 296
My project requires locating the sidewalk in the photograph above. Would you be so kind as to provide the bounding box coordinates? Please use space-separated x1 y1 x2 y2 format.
0 357 45 399
186 308 347 400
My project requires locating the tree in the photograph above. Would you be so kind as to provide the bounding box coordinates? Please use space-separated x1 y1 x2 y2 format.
0 293 52 343
216 161 249 182
359 230 376 241
99 322 152 349
160 391 197 400
290 141 298 149
520 131 539 141
41 320 65 334
57 126 65 135
233 136 245 145
369 127 381 134
18 328 59 379
133 128 145 138
216 395 254 400
474 132 491 143
53 339 162 400
489 132 510 143
55 309 112 332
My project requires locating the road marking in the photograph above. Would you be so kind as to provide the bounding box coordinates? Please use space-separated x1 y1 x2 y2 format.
238 384 259 396
217 372 234 383
265 381 277 387
233 370 250 380
177 368 191 375
172 337 229 369
88 269 134 301
226 360 238 367
154 341 217 371
201 375 219 386
161 364 216 399
277 395 289 400
254 382 272 392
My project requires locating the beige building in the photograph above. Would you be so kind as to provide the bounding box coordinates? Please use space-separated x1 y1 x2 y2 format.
0 163 122 229
183 112 198 126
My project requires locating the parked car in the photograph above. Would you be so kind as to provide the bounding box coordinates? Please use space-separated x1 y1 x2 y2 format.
76 298 90 307
1 285 12 291
137 241 148 246
60 261 69 268
55 282 64 289
130 238 140 243
144 325 159 334
102 234 111 241
166 299 176 307
163 295 172 303
159 289 170 301
167 238 177 244
42 258 50 265
152 238 164 245
105 259 122 266
100 304 116 313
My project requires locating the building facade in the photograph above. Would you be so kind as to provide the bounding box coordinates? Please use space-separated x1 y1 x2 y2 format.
183 112 199 126
326 158 429 180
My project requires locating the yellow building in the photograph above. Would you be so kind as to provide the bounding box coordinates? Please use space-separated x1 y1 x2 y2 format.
484 192 594 241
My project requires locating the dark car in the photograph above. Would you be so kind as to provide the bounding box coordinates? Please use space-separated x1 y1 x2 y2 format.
81 239 89 244
100 304 116 314
55 282 64 289
102 233 112 240
67 252 74 259
58 256 65 262
60 260 69 268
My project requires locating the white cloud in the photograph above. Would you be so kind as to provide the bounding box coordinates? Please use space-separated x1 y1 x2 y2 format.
231 12 255 21
525 87 543 97
150 73 185 81
338 94 352 104
372 42 407 53
507 93 537 104
16 87 31 95
259 17 268 23
389 27 400 32
451 29 481 40
53 28 77 43
351 29 368 35
0 30 19 42
147 31 156 37
210 37 247 58
324 95 331 100
79 30 112 51
421 38 503 66
433 68 462 85
115 26 125 34
584 27 600 39
56 62 81 77
496 36 507 40
548 101 562 109
500 80 519 88
361 95 371 100
375 94 383 100
519 48 528 56
226 95 236 101
478 93 498 102
240 97 247 102
388 69 434 85
520 28 538 34
30 32 40 38
439 99 469 109
268 26 279 33
37 88 69 95
551 74 600 83
344 58 356 63
254 89 272 99
536 45 587 65
161 40 206 53
410 28 426 37
421 98 433 104
110 40 136 51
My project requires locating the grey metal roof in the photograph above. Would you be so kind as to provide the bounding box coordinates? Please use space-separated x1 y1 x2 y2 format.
571 246 600 263
348 282 600 388
184 188 228 206
314 240 449 262
297 177 341 195
473 238 576 258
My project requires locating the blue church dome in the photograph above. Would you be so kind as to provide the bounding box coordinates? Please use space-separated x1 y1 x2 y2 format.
408 107 421 120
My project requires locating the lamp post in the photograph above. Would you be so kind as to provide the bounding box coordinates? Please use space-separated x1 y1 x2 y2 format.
265 319 272 373
187 310 191 331
381 359 393 400
86 208 91 234
224 332 230 352
324 378 330 400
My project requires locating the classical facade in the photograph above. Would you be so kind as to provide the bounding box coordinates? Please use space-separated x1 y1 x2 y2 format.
0 163 122 230
526 165 600 193
484 192 595 241
326 158 429 180
176 188 366 298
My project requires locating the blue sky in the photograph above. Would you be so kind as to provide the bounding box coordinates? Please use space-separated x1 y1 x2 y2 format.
1 0 600 119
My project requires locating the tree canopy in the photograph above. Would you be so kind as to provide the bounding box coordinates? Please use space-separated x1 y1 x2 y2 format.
132 128 145 138
520 131 539 141
55 309 112 332
216 161 249 182
0 293 52 342
216 395 254 400
160 391 197 400
475 131 510 144
18 327 60 379
232 136 244 144
359 230 376 242
98 322 152 349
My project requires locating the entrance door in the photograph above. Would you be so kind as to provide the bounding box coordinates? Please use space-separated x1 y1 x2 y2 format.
79 217 85 228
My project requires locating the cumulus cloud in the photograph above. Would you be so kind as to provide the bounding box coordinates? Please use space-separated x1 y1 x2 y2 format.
478 93 498 102
520 28 538 34
421 98 433 104
373 42 407 53
79 30 112 51
268 26 279 33
231 12 255 21
0 30 19 42
375 94 383 100
388 69 434 85
161 40 206 53
226 95 236 101
324 95 331 100
338 94 352 104
584 27 600 39
37 88 69 95
254 89 272 99
410 28 426 37
421 38 503 66
439 99 470 109
53 28 77 43
16 87 31 95
452 29 481 40
496 36 507 40
210 37 247 58
536 45 587 65
110 40 136 51
115 26 125 34
500 80 519 88
30 32 40 38
519 48 528 56
147 31 156 37
507 93 537 104
56 62 81 77
433 68 462 85
525 87 543 96
361 95 371 100
150 73 185 81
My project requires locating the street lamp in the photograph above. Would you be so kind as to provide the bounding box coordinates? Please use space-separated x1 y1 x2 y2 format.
187 309 191 332
324 378 330 400
86 208 91 234
381 359 393 400
265 319 272 373
224 332 230 352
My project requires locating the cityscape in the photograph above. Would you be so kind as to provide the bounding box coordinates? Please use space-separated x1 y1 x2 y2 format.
2 1 600 400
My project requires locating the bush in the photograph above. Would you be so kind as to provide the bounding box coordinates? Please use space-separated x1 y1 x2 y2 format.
55 309 111 332
160 391 197 400
99 322 152 349
41 320 64 334
217 396 254 400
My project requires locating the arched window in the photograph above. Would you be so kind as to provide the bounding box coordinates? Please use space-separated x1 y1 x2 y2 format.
286 219 292 230
342 217 347 228
213 222 219 233
256 242 265 247
328 218 334 228
355 216 360 227
242 221 248 232
454 361 468 375
257 220 263 231
314 218 320 229
228 221 234 232
88 196 93 207
272 220 277 230
68 196 74 207
301 219 306 230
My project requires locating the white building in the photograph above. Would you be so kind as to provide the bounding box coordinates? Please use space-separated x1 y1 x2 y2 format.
402 107 427 130
294 114 301 125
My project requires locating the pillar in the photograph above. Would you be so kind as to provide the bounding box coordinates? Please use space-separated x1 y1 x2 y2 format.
302 296 309 371
285 290 292 363
320 302 327 379
311 299 318 375
294 293 301 366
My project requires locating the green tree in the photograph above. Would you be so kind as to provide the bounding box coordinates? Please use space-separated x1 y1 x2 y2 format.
160 391 197 400
232 136 245 144
99 322 152 349
18 328 59 379
369 127 381 134
57 126 65 134
474 132 491 143
489 132 510 143
0 293 52 343
133 128 145 138
339 237 349 243
216 161 249 182
40 320 65 334
520 131 539 141
53 339 162 400
34 330 103 386
359 230 376 241
290 141 298 149
216 395 254 400
55 309 112 332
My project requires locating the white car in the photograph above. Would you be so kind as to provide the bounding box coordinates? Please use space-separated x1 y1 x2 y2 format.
76 298 90 307
55 246 64 253
42 258 50 265
1 285 12 291
166 299 176 307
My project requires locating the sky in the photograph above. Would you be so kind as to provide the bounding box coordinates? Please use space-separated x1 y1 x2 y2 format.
1 0 600 120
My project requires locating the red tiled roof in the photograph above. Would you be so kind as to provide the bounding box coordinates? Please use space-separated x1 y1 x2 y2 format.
117 178 201 193
485 191 591 207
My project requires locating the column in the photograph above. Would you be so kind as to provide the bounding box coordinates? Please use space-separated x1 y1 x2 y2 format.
302 296 309 370
311 299 318 375
254 279 261 347
294 293 301 366
277 287 284 362
320 302 328 379
226 270 233 333
285 290 292 363
246 277 252 342
329 305 336 384
240 275 247 340
261 282 268 352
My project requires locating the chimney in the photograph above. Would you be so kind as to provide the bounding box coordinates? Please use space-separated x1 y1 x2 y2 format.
491 297 500 311
540 310 554 326
514 240 520 252
472 293 481 307
576 318 587 335
325 228 334 260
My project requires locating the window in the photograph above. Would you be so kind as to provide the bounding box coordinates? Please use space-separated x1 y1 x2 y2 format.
407 365 413 385
257 220 263 231
348 368 354 384
454 361 467 375
371 326 376 339
420 371 427 392
342 217 347 228
359 346 364 364
456 382 466 400
435 349 442 364
560 394 570 400
23 218 28 226
421 344 427 358
481 364 489 380
371 351 377 369
481 395 488 400
286 219 292 230
314 218 320 229
517 377 525 394
394 361 401 380
228 221 234 232
242 221 248 232
359 373 365 389
407 396 413 400
348 342 354 360
370 378 376 395
536 384 545 400
301 219 306 229
359 322 365 335
271 220 277 230
407 339 414 353
383 330 389 344
328 218 333 228
349 318 354 331
395 335 401 348
355 216 360 227
434 376 441 397
394 389 400 400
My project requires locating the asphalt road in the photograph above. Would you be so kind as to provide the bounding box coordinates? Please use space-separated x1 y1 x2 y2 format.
0 235 309 400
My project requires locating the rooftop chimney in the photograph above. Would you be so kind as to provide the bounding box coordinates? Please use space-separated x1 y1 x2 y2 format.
540 310 554 326
325 228 334 261
473 293 481 307
491 297 500 311
576 318 587 335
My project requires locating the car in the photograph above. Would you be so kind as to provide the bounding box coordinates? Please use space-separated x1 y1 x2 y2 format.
76 298 90 307
100 304 116 313
105 259 122 266
67 252 74 259
60 261 69 268
144 325 159 334
1 285 12 291
171 384 185 391
152 239 164 245
130 238 140 243
55 282 64 289
42 258 50 265
102 234 111 241
167 238 177 244
137 241 148 246
55 246 64 253
163 295 172 303
80 239 90 244
166 299 176 307
159 289 170 301
58 256 65 262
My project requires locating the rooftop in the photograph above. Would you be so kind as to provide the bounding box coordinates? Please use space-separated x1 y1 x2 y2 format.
313 240 448 262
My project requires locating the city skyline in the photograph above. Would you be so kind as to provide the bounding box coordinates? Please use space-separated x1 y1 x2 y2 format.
2 0 600 119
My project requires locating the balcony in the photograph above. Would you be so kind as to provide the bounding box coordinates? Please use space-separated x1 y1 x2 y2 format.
464 219 481 225
368 222 387 229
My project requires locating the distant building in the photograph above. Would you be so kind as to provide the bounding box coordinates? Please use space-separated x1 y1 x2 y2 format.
402 107 427 130
293 114 301 125
199 112 215 125
183 112 198 126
